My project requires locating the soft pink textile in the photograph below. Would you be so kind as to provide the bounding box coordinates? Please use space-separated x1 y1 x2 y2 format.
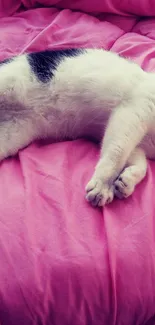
0 2 155 325
22 0 155 16
2 0 155 18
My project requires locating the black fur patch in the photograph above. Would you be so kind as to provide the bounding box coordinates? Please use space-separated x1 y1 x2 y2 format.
0 57 13 66
27 49 84 83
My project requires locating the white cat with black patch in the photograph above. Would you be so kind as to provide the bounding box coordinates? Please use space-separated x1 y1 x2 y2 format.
0 48 154 207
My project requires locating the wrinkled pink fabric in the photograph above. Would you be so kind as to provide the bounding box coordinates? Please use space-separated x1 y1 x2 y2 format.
2 0 155 17
22 0 155 16
0 2 155 325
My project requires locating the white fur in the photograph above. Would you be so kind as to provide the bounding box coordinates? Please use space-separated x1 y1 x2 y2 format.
0 49 155 206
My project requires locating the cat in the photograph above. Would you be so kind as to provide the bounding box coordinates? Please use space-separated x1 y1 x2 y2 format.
0 48 154 207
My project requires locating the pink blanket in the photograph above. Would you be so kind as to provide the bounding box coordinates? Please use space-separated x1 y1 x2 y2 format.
0 1 155 324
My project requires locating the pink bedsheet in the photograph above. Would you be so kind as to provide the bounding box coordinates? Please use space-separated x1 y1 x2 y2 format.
0 1 155 325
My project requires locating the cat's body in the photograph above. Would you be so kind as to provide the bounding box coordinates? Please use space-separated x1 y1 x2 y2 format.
0 48 155 206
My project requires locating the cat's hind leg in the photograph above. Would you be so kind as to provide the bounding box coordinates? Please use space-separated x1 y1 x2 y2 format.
86 103 150 207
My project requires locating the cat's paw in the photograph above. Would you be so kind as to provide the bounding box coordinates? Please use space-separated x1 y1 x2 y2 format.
114 169 135 199
85 176 114 207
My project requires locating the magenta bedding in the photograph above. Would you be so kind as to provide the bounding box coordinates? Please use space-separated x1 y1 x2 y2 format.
0 1 155 324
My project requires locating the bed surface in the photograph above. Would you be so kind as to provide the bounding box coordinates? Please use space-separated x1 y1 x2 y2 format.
0 1 155 324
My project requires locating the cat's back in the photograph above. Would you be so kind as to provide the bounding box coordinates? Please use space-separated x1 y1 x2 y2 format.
51 48 145 109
